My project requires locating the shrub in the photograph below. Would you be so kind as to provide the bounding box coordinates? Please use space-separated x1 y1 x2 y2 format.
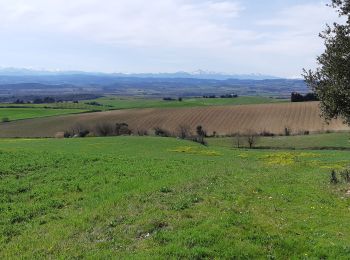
137 129 148 136
154 127 171 137
260 130 275 137
330 170 339 184
115 123 132 136
64 131 72 138
70 124 90 137
1 117 10 123
284 127 291 136
95 123 114 136
340 168 350 183
79 130 90 138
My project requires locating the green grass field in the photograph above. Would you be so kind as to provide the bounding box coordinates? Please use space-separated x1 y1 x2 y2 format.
87 96 287 110
208 132 350 150
1 136 349 258
0 102 100 110
0 108 87 121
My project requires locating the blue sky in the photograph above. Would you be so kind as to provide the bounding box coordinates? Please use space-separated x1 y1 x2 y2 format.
0 0 340 77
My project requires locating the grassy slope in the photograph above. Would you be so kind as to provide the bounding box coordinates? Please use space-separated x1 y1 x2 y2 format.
1 137 350 258
208 132 350 150
86 96 287 110
0 108 87 121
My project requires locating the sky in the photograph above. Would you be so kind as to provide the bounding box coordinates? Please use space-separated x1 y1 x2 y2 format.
0 0 341 77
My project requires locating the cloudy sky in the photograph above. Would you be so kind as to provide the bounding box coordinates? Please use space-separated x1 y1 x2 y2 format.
0 0 340 77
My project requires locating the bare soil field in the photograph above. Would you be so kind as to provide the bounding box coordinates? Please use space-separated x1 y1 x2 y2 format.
0 102 348 137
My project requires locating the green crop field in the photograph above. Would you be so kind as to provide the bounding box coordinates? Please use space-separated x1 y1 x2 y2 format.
86 96 287 110
208 132 350 150
0 108 87 122
1 136 349 258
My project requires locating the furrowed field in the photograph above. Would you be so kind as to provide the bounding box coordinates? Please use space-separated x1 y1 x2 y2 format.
1 136 350 258
0 101 348 137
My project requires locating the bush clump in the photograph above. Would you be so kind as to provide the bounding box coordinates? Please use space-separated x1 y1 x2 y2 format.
154 127 171 137
330 168 350 185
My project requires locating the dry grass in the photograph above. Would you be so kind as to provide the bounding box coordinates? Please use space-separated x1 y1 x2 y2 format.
0 102 348 137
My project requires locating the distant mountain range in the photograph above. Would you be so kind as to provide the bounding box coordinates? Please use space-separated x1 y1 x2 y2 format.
0 67 307 100
0 68 282 80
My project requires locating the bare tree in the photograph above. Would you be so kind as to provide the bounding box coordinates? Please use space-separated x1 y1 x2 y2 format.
246 130 259 149
177 124 191 139
233 133 243 148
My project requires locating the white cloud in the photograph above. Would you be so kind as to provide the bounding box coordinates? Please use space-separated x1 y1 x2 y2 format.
0 0 244 48
0 0 342 77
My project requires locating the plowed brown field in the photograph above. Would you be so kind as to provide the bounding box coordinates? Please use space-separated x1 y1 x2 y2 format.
0 102 348 137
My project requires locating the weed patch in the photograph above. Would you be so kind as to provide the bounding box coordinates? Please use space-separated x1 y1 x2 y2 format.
168 146 221 156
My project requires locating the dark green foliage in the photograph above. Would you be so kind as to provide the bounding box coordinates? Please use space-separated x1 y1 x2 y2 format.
194 125 207 145
330 170 339 184
94 123 114 136
115 123 132 136
1 117 10 123
154 127 171 137
303 0 350 125
291 92 319 102
340 168 350 182
284 127 291 136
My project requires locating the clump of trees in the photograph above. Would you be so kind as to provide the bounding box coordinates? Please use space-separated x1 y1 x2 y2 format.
33 97 56 104
85 101 103 106
203 95 217 99
203 94 238 99
303 0 350 125
291 92 319 102
64 122 133 138
163 97 176 101
220 94 238 98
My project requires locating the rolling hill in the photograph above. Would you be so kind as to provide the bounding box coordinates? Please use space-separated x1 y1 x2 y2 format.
0 102 348 138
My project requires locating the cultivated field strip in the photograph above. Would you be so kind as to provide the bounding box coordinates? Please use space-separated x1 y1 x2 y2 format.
0 102 348 137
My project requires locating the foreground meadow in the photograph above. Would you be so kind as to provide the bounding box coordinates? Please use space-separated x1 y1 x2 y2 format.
0 137 350 258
